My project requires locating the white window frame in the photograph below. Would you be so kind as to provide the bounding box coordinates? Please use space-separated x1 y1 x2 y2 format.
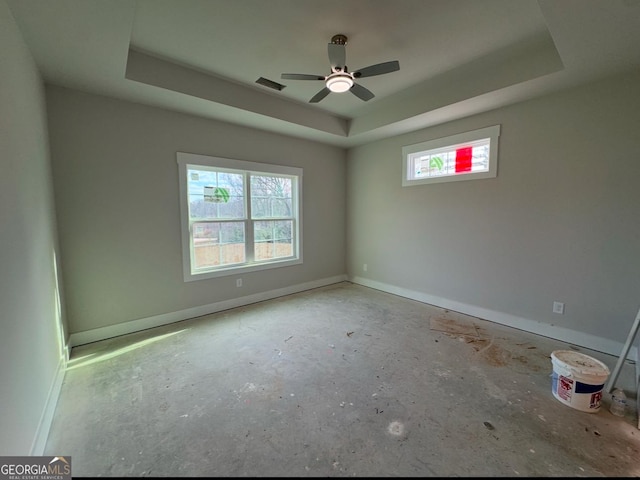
402 125 500 186
177 152 303 282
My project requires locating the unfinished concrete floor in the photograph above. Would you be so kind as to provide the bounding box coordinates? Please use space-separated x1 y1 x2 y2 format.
45 282 640 477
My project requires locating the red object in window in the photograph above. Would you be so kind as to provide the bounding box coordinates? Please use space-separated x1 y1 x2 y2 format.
455 147 473 173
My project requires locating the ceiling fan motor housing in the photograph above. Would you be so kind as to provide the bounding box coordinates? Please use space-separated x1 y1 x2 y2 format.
331 34 348 45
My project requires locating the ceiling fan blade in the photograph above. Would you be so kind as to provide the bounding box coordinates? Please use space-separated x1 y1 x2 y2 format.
350 83 375 101
353 60 400 79
281 73 325 80
309 87 331 103
328 43 346 70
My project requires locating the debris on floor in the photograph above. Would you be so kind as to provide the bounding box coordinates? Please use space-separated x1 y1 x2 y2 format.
429 315 480 339
429 315 547 371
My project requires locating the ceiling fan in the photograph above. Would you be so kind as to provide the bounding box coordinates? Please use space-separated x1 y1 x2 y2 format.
281 34 400 103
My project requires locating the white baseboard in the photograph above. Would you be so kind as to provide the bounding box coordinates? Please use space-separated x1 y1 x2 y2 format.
350 276 638 361
69 275 348 347
30 354 67 456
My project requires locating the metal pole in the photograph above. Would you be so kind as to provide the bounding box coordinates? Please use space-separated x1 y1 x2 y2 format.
605 306 640 393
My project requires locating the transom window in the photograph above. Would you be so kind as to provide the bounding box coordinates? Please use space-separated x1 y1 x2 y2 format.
402 125 500 186
177 152 302 281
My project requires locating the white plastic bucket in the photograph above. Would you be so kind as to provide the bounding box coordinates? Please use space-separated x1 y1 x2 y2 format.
550 350 610 413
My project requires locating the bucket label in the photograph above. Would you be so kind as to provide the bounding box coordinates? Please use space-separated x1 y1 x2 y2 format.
590 391 602 409
575 381 605 394
558 375 573 401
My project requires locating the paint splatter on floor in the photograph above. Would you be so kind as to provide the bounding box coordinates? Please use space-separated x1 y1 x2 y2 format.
387 421 405 436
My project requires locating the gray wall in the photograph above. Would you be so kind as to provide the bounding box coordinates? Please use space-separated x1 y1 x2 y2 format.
346 69 640 354
0 1 66 455
46 86 346 336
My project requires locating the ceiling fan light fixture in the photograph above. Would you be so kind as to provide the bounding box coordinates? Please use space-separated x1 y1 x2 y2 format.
326 74 353 93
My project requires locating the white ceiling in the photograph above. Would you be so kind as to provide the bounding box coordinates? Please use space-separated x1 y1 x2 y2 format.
7 0 640 147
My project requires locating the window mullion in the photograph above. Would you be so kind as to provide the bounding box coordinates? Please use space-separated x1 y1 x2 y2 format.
245 172 255 263
189 219 197 275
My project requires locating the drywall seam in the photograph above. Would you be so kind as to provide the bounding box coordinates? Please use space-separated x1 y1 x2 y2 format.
69 275 347 347
350 275 637 361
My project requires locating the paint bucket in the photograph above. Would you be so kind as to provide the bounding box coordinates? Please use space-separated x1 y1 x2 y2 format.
550 350 610 413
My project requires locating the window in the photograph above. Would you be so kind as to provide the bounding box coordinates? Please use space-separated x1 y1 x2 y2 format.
177 152 302 281
402 125 500 186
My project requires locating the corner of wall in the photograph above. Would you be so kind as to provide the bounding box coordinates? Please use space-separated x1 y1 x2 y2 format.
29 355 67 456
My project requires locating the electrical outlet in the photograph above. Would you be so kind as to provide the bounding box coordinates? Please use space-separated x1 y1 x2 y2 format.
553 301 564 314
236 278 242 287
363 264 368 272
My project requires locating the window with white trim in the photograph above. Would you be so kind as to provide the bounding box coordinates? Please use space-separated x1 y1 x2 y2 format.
402 125 500 186
177 152 302 281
